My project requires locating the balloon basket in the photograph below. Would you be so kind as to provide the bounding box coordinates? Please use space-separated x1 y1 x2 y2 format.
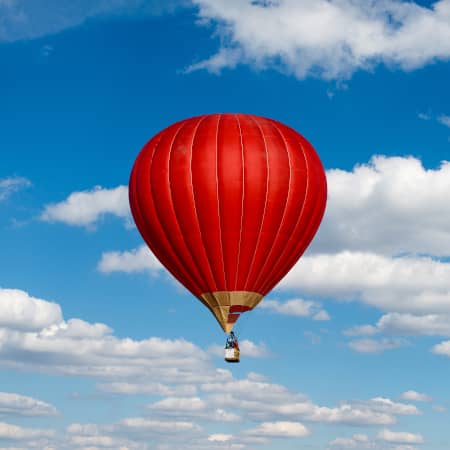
224 347 240 363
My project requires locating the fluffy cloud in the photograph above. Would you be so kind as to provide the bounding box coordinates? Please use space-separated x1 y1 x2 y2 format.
190 0 450 80
260 298 330 321
202 377 418 426
98 245 163 274
0 422 54 440
281 252 450 315
348 338 407 354
329 433 371 449
0 392 58 417
0 289 62 332
329 432 421 450
0 286 426 448
431 340 450 357
65 418 201 450
147 396 240 422
245 421 310 438
346 313 450 338
0 176 31 202
400 391 432 403
377 429 424 444
0 288 214 383
41 185 129 227
314 156 450 256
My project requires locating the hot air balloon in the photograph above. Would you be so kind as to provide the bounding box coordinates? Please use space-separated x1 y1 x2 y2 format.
129 114 327 362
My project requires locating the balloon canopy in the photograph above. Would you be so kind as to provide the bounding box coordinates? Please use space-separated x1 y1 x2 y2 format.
129 114 327 333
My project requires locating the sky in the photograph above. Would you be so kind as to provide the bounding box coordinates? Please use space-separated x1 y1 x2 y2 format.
1 0 450 449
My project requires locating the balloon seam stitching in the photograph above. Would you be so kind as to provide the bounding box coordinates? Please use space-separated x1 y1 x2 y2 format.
165 120 208 294
260 130 310 294
253 120 293 291
234 114 245 292
242 115 270 290
190 115 219 292
215 114 228 290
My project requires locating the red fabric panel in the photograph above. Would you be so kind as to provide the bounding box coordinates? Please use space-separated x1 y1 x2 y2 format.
227 313 240 323
129 114 327 317
229 305 252 313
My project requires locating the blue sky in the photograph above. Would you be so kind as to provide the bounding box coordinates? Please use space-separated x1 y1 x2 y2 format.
1 0 450 449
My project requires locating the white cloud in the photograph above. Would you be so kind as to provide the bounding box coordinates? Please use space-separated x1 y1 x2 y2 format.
346 313 450 338
66 418 201 450
348 338 407 354
245 421 310 438
314 156 450 256
41 185 129 227
208 434 232 442
0 286 428 447
438 115 450 128
147 396 240 422
190 0 450 80
98 245 163 274
400 391 432 403
201 377 418 426
0 288 214 382
0 392 58 417
0 0 183 42
97 381 197 397
377 429 424 444
0 422 54 440
329 433 370 449
0 176 31 202
280 252 450 315
260 298 329 321
431 340 450 357
239 340 270 358
0 289 62 332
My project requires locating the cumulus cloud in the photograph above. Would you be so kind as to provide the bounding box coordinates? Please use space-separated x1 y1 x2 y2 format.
313 156 450 256
41 185 130 227
201 377 418 426
0 392 58 417
0 289 62 332
400 391 432 403
65 418 201 450
189 0 450 80
348 338 407 354
0 422 54 440
0 286 427 447
431 340 450 357
260 298 330 321
329 433 371 449
280 251 450 315
0 288 214 382
147 396 240 422
245 421 310 438
98 245 163 274
377 428 424 444
0 176 31 202
345 313 450 338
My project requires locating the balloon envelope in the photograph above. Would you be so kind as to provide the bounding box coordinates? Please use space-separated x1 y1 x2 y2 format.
129 114 327 332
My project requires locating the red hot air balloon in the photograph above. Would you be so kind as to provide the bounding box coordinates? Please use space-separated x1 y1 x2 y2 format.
129 114 327 336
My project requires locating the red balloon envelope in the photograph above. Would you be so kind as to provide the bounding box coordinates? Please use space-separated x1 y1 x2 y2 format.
129 114 327 332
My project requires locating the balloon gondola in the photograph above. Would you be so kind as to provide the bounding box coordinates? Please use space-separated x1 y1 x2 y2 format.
129 114 327 362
